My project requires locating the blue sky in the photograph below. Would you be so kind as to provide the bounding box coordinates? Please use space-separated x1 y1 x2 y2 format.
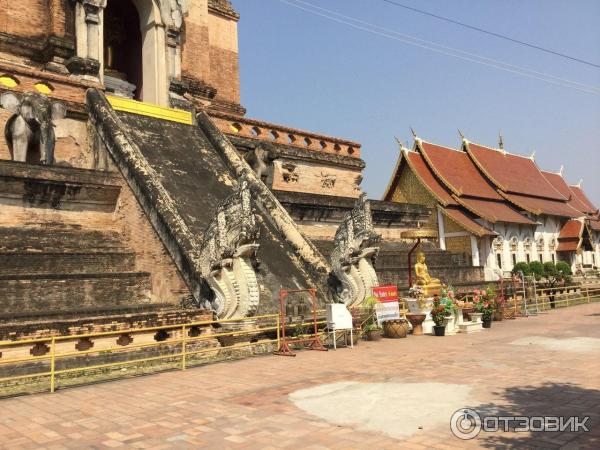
234 0 600 204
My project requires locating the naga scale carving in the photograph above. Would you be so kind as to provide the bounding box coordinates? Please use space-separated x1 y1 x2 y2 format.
330 193 381 307
199 179 261 319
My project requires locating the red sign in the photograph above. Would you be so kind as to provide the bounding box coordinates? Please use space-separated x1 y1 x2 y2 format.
372 285 399 303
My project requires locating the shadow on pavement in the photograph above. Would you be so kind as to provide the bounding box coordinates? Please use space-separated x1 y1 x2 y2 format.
467 383 599 449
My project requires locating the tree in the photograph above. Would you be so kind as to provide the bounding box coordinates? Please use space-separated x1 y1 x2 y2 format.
512 262 531 276
543 262 558 284
555 261 572 277
529 261 544 280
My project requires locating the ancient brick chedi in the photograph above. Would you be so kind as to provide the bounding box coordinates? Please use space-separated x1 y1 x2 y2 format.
0 0 481 329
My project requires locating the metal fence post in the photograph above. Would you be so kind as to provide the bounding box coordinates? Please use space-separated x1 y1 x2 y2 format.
181 325 187 371
276 314 281 350
50 337 56 393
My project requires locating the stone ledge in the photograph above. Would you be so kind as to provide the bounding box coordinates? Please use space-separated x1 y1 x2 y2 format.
0 160 121 212
275 190 430 226
0 271 150 281
0 159 120 185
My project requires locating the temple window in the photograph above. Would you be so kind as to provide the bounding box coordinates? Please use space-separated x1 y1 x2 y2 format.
526 254 530 263
496 253 502 269
538 253 543 262
511 253 517 267
552 254 556 263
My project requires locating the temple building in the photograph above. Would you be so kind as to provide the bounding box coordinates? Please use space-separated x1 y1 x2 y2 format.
384 136 600 280
0 0 490 335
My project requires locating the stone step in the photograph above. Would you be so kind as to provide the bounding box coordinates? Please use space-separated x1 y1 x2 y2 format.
0 227 127 253
0 252 136 275
0 272 152 315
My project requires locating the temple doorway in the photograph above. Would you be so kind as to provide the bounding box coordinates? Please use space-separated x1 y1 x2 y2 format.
103 0 143 100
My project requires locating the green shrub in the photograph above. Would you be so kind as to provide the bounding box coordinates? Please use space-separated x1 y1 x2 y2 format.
543 262 558 279
528 261 544 280
512 262 531 276
555 261 572 276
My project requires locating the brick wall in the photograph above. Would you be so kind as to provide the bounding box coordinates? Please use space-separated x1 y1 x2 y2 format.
0 0 49 39
181 0 211 83
207 10 240 105
272 159 362 198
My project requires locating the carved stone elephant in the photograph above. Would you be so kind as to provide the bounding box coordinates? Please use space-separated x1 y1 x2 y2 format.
1 92 67 165
244 143 276 183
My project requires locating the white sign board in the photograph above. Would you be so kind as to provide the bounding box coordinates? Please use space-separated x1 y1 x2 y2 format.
326 303 353 330
375 301 400 325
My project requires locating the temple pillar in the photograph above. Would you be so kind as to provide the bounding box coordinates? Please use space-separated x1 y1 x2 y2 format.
470 235 480 267
437 207 446 251
70 0 106 79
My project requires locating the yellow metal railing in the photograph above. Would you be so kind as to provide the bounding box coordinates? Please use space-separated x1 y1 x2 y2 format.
503 284 600 315
0 312 334 395
1 289 598 396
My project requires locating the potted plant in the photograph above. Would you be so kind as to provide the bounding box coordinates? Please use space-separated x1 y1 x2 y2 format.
430 296 449 336
440 285 456 332
474 288 495 328
361 296 382 341
363 323 383 341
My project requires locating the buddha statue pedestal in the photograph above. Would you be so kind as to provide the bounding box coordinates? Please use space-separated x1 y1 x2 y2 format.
414 251 442 297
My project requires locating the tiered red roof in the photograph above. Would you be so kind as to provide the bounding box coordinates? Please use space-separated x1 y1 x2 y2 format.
466 143 565 200
419 142 502 200
557 219 584 252
501 192 581 218
569 185 599 216
440 207 496 237
457 197 536 225
541 171 593 216
403 151 457 206
465 142 583 218
383 140 535 235
417 141 535 225
384 136 599 240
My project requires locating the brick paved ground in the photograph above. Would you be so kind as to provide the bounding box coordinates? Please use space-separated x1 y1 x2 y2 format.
1 304 599 449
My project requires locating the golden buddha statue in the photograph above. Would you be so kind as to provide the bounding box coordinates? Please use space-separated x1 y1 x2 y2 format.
414 251 441 296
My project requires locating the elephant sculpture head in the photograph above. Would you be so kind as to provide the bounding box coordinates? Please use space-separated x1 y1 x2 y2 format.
244 143 276 184
1 92 67 165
